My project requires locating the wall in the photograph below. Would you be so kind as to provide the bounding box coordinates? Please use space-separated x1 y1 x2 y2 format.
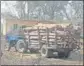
6 19 39 34
1 17 6 35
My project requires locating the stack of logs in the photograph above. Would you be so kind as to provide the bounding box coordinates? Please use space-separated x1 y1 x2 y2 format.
23 24 81 49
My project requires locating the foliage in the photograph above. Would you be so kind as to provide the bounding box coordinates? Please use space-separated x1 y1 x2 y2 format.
1 1 83 21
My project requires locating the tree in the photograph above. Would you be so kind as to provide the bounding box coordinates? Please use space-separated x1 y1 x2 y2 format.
70 1 83 20
1 1 83 21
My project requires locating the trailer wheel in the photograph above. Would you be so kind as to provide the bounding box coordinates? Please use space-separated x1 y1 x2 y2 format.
16 40 26 53
40 45 53 58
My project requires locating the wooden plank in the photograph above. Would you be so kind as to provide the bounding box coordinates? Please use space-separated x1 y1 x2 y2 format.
30 42 39 44
30 41 39 43
30 40 39 42
42 35 61 38
30 36 39 39
39 30 46 33
29 32 46 35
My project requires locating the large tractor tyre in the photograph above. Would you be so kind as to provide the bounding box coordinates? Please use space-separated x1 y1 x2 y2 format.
16 40 27 53
40 45 53 58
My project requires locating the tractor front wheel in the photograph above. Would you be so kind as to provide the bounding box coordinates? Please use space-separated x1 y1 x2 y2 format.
16 40 27 53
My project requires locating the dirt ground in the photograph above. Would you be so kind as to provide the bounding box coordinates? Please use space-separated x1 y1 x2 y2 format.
1 36 83 65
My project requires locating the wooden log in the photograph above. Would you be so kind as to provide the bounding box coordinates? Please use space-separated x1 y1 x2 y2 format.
30 40 39 43
29 36 39 39
30 42 39 45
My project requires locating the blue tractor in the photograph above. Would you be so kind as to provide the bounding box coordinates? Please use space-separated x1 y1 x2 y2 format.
5 29 27 52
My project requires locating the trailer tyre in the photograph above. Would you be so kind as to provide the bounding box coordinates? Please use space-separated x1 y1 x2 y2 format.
40 45 53 58
16 40 26 53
